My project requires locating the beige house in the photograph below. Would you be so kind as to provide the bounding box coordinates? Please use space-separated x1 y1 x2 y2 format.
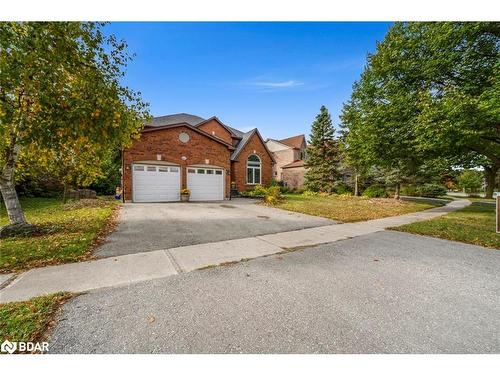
265 134 307 189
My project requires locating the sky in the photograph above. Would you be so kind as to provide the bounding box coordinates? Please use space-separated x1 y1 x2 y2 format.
106 22 392 140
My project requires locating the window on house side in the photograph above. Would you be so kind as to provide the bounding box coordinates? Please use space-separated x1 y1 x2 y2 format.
247 154 261 184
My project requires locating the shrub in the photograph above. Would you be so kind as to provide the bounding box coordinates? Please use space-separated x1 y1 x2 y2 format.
280 185 291 194
362 185 388 198
333 182 353 195
401 185 419 197
263 186 284 205
242 185 267 197
417 183 447 198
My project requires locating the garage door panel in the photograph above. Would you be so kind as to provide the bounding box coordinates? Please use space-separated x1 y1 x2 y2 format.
187 168 224 201
133 165 180 202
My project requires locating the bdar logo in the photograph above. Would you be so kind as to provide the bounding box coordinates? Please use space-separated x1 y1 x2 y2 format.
1 339 17 354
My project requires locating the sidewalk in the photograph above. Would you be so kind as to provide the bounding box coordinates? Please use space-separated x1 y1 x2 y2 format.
0 199 470 303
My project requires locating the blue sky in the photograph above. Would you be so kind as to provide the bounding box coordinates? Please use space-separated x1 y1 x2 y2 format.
106 22 391 140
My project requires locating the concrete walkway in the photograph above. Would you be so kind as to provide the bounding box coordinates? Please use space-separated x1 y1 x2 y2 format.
0 199 470 303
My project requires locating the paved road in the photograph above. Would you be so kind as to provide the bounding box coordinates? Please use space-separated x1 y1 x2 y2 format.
95 199 334 257
50 231 500 354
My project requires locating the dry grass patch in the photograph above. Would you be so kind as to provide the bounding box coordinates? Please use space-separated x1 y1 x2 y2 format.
275 194 440 223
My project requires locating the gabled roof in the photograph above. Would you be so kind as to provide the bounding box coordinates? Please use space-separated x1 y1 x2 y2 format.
141 122 235 149
146 113 205 127
231 128 275 162
282 160 304 169
194 116 242 139
279 134 306 149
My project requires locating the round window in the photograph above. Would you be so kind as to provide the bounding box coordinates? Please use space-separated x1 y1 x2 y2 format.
178 132 190 143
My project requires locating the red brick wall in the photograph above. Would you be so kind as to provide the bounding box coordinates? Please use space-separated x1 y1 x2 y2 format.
231 133 274 192
123 126 231 201
197 119 233 145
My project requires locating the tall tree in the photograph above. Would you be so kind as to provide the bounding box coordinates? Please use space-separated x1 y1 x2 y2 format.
304 106 340 192
0 22 149 234
341 22 500 198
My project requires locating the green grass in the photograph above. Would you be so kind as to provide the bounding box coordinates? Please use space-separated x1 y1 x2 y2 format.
275 194 440 223
0 292 72 344
0 198 118 273
393 202 499 249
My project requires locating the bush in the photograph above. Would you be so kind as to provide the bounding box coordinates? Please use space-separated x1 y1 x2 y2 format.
263 186 284 205
362 185 388 198
280 185 291 194
333 182 353 195
417 183 447 198
401 185 419 197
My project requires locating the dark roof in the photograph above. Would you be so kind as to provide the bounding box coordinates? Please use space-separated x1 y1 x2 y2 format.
231 128 276 163
282 160 304 169
146 113 205 127
279 134 306 149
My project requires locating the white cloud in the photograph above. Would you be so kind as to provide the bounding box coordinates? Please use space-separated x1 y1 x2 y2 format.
249 80 304 88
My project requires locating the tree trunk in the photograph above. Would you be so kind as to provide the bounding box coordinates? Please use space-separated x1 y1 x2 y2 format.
484 165 499 199
394 182 401 200
0 166 27 225
354 173 359 196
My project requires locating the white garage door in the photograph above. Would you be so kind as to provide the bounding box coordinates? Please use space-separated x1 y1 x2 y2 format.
132 164 180 202
187 167 224 201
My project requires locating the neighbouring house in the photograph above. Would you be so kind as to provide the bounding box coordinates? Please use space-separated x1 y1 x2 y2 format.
122 113 274 202
265 134 307 190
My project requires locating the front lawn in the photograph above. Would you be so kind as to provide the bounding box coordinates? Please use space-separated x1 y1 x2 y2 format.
0 198 119 273
393 202 499 249
275 194 440 223
0 292 72 345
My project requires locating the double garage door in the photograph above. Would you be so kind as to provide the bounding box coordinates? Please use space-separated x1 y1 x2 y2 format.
132 164 224 202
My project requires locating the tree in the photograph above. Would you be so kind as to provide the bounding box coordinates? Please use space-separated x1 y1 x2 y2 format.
342 22 500 198
0 22 149 234
304 106 340 192
340 68 423 199
457 169 483 195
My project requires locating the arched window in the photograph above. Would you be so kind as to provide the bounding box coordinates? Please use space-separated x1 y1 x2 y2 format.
247 154 261 185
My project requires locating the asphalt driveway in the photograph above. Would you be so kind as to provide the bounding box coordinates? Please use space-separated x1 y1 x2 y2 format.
51 231 500 353
95 199 334 257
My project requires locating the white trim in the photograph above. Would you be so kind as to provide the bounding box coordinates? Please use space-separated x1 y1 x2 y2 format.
246 154 262 185
131 163 181 203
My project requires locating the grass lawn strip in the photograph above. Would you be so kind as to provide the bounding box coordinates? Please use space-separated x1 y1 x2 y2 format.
0 198 119 273
275 194 440 223
393 202 499 249
0 292 72 349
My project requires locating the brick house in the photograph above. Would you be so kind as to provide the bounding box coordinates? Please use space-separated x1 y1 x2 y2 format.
265 134 307 190
122 113 274 202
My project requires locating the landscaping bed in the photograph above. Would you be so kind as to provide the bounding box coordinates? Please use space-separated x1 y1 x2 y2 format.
0 198 119 273
393 202 499 249
275 194 440 222
0 292 72 345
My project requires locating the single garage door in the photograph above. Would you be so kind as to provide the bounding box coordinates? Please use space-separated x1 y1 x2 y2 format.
132 164 180 202
187 167 224 201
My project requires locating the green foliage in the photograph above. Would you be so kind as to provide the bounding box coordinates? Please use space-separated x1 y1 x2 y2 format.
263 186 284 205
0 292 72 343
241 185 284 205
457 169 483 193
0 197 117 272
304 106 341 192
362 185 388 198
340 22 500 198
0 22 149 222
417 184 448 198
394 203 499 249
332 181 353 195
401 185 420 197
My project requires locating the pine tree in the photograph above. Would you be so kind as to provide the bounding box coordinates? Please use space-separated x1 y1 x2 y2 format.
304 106 341 192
